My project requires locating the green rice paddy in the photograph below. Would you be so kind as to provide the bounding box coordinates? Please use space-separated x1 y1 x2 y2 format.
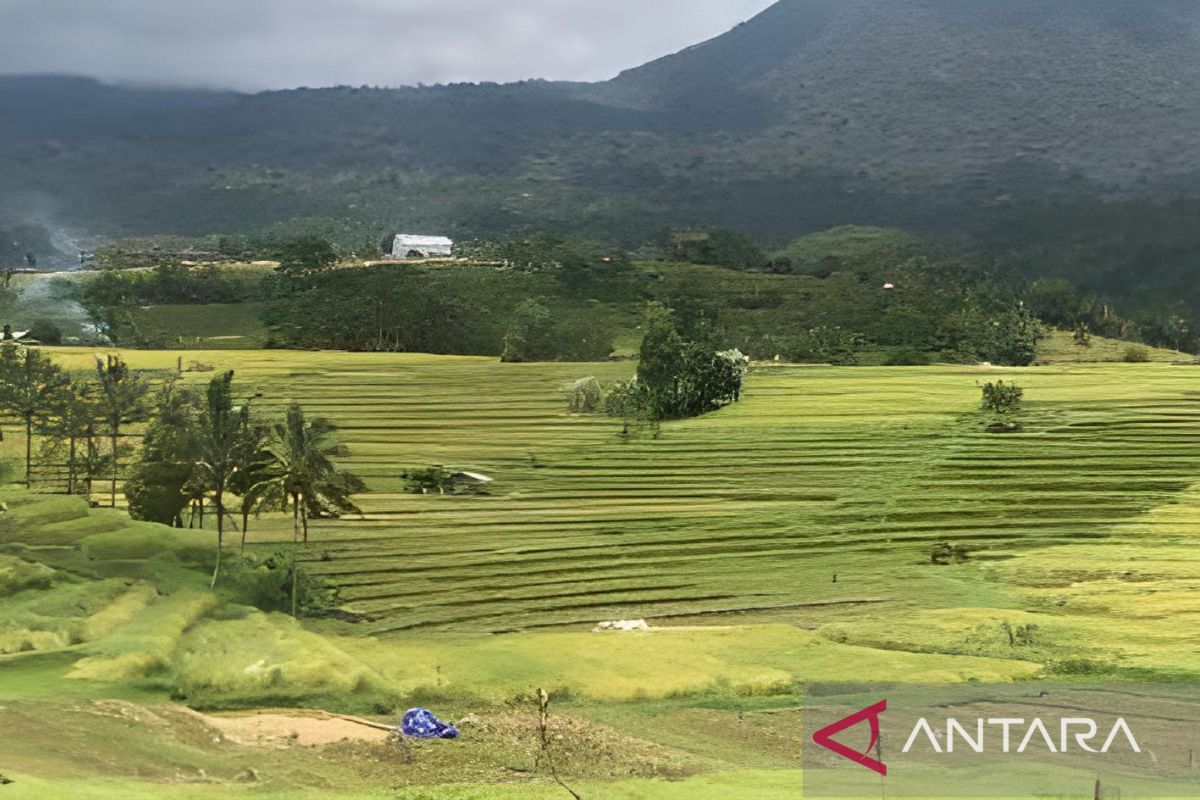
5 346 1200 797
30 347 1200 675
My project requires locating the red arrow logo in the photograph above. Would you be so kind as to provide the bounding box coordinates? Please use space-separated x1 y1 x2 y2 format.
812 699 888 776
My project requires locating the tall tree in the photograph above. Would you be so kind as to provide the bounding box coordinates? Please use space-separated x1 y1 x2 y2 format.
0 345 68 487
43 377 103 495
228 414 272 552
94 355 151 507
125 379 202 527
78 419 109 504
634 303 747 420
192 371 256 587
635 303 688 417
262 403 365 543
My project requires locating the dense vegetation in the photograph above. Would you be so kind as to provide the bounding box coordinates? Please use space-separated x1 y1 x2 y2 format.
4 1 1200 314
0 345 362 587
260 264 615 357
609 304 748 421
18 223 1195 365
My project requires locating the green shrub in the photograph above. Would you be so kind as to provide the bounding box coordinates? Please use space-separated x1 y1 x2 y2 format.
635 305 748 418
981 381 1023 414
566 376 603 413
1046 658 1110 676
218 552 339 617
402 465 452 495
786 326 863 366
80 522 216 564
27 319 63 345
674 229 766 270
0 555 57 597
1122 345 1151 363
883 347 932 366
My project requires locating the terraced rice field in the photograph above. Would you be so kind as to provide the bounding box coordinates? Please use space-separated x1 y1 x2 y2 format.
37 350 1200 669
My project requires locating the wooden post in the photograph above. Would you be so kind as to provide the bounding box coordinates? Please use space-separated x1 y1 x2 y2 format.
1094 776 1102 800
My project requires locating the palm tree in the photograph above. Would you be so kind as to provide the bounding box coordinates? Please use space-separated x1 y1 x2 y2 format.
193 371 257 587
0 345 68 488
94 355 151 507
262 403 365 543
228 419 273 553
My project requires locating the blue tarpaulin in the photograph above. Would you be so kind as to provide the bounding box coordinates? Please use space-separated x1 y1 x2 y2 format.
401 708 460 739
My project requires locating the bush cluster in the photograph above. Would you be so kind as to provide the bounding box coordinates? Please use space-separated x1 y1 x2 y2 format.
981 381 1023 414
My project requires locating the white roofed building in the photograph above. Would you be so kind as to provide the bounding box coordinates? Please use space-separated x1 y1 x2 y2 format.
391 234 454 259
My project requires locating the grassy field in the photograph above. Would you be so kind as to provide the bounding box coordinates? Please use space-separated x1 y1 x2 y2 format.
5 347 1200 796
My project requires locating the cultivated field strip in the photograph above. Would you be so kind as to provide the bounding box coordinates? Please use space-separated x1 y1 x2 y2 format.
261 359 1200 633
35 351 1200 634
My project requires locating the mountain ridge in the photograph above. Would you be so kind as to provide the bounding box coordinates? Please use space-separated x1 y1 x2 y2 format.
3 0 1200 303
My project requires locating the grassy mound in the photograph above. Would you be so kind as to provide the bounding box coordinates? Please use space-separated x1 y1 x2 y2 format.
68 590 218 682
1037 329 1189 363
173 611 392 708
0 577 133 655
0 554 56 596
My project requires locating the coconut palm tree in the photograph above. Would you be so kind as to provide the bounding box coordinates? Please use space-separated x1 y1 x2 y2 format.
193 371 258 587
228 427 274 553
261 403 365 543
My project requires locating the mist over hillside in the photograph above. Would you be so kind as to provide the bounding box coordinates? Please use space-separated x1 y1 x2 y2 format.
3 0 1199 305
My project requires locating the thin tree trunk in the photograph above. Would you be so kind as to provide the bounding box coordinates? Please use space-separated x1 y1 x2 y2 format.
24 416 32 489
240 507 250 553
211 488 224 588
67 436 77 495
292 493 302 542
110 426 119 507
84 426 96 504
301 500 309 543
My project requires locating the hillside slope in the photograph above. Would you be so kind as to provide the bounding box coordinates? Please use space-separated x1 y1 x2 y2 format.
611 0 1200 191
3 1 1200 302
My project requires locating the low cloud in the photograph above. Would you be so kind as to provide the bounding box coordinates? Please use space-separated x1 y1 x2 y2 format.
0 0 776 91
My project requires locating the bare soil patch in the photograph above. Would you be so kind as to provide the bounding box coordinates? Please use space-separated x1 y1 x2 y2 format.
196 708 392 747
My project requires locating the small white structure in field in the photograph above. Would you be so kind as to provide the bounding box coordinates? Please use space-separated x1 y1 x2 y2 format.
593 619 650 633
391 234 454 259
883 282 896 291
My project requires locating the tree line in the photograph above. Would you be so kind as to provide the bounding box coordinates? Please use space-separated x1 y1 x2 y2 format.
0 344 363 587
0 347 149 500
43 226 1200 364
260 235 635 359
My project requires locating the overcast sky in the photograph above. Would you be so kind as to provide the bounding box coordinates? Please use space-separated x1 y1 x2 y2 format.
0 0 776 91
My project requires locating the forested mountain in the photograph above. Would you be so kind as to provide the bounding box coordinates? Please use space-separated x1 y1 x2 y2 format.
3 0 1199 306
